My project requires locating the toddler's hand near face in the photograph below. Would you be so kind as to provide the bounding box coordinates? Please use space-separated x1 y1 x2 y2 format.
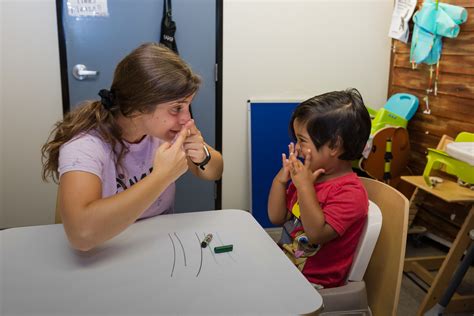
275 143 297 185
289 149 325 188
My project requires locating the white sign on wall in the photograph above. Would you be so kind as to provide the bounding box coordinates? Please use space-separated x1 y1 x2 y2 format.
67 0 109 17
388 0 417 43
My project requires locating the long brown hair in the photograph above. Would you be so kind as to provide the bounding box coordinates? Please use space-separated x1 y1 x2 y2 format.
41 43 201 183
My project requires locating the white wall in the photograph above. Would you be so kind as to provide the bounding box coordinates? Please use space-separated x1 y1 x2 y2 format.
1 0 63 228
222 0 393 211
0 0 393 227
0 0 4 226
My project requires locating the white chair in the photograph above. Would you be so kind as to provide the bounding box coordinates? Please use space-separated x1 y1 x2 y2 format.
318 200 382 316
318 177 409 316
347 201 383 283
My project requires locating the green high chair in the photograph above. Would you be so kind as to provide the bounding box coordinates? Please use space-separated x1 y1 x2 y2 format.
357 94 419 185
423 132 474 187
367 93 419 134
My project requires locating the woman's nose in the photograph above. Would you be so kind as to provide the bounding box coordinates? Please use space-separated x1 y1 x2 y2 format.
179 109 191 125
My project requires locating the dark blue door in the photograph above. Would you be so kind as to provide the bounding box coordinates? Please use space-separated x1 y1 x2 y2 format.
59 0 217 212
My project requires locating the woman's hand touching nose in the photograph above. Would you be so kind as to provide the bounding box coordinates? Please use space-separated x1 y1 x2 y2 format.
182 119 207 164
153 128 189 183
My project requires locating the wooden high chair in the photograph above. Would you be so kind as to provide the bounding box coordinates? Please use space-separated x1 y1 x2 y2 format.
402 131 474 314
360 177 409 315
402 175 474 315
319 177 409 316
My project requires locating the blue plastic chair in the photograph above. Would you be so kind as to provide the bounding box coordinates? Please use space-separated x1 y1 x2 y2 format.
383 93 419 121
368 93 419 135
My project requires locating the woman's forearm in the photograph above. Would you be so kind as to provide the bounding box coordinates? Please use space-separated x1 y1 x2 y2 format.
60 171 173 251
188 144 223 180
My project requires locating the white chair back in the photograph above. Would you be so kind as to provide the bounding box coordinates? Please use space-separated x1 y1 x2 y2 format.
347 200 383 282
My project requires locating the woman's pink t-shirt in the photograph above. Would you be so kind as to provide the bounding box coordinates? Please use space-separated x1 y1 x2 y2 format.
58 132 175 219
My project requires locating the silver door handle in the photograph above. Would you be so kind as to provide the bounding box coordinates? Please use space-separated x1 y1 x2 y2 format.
73 64 99 80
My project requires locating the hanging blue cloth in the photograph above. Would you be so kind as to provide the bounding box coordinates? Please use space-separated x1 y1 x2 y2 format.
410 0 468 65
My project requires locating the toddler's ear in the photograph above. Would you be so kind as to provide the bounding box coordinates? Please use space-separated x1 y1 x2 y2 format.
329 137 344 157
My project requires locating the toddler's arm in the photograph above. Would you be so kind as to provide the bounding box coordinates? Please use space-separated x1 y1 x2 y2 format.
288 151 338 244
268 148 294 225
296 184 338 244
268 176 288 225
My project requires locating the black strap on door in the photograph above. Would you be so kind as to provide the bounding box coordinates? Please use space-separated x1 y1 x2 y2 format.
160 0 193 118
160 0 178 54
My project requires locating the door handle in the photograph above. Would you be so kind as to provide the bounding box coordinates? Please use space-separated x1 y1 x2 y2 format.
73 64 99 80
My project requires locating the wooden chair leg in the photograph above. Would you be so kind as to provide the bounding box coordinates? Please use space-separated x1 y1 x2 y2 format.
417 205 474 315
407 188 427 231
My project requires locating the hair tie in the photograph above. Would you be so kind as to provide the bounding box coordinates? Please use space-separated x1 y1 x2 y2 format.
98 89 115 110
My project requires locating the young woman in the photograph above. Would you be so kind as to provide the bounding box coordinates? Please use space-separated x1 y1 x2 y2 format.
42 43 223 251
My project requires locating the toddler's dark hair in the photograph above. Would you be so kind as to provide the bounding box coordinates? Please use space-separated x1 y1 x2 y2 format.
289 88 371 160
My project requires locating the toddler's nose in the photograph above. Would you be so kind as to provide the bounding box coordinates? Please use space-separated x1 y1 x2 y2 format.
295 143 301 154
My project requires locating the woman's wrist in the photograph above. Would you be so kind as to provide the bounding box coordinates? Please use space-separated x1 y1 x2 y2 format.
149 167 175 186
192 145 211 170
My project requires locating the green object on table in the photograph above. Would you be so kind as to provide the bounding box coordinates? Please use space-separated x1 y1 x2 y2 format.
214 244 233 253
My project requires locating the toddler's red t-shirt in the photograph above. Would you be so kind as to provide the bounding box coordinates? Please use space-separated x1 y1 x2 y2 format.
285 172 368 288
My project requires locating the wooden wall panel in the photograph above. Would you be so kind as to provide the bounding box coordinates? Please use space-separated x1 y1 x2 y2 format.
396 32 474 55
394 54 474 76
391 68 474 99
388 0 473 242
435 0 474 6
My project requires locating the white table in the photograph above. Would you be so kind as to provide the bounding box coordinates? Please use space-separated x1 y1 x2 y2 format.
1 209 322 315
